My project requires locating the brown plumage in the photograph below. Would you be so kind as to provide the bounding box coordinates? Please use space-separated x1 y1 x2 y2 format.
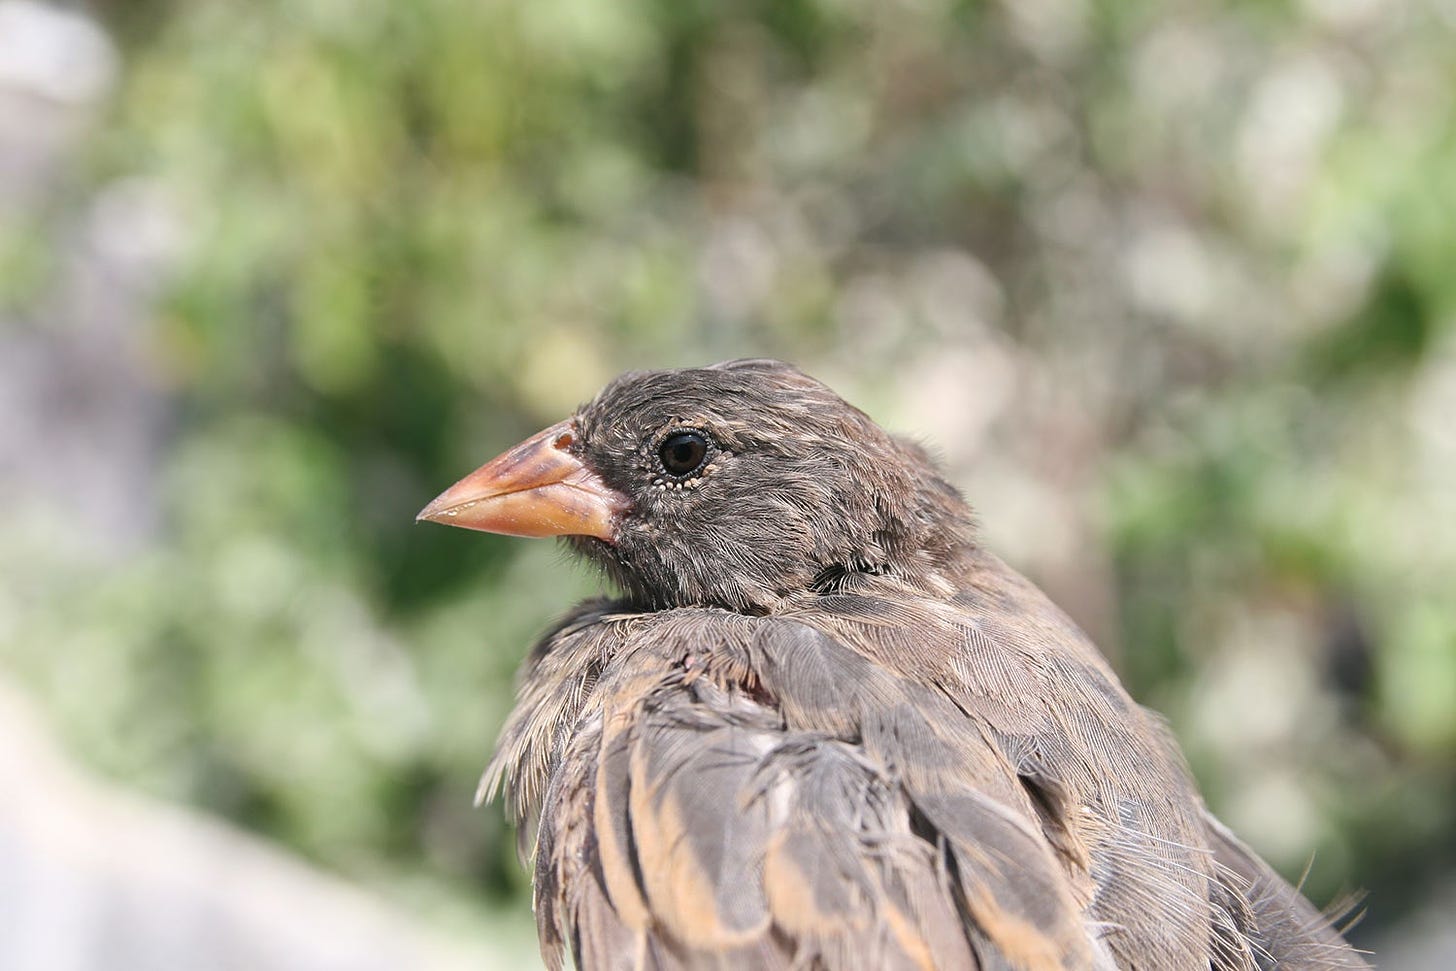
419 359 1368 971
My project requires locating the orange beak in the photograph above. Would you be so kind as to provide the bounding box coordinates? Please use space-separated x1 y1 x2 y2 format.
416 419 629 541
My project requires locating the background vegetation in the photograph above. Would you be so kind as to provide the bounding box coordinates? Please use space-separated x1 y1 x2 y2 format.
3 0 1454 958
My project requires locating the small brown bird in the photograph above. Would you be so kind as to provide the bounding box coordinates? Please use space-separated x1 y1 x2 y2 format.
419 360 1366 971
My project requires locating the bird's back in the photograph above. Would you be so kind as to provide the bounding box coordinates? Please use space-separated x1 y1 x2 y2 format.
485 550 1365 971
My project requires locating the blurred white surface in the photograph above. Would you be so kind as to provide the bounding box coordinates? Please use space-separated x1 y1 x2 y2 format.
0 0 115 212
0 0 114 103
0 679 520 971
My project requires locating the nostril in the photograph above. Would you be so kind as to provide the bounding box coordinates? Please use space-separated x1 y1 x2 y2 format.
554 432 574 450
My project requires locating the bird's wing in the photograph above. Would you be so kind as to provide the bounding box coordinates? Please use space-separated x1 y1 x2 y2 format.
486 570 1368 971
1202 813 1371 971
794 564 1228 970
487 607 1113 971
791 551 1370 971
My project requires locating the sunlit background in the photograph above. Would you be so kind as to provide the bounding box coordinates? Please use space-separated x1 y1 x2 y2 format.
2 0 1454 967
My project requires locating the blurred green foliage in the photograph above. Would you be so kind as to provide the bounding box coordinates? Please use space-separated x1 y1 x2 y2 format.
3 0 1455 948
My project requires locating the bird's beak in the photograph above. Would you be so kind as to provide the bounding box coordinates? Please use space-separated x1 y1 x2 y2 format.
416 419 629 542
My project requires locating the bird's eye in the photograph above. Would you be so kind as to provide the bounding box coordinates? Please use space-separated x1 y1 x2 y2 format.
658 431 709 478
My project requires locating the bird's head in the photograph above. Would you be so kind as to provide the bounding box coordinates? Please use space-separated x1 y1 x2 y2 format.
419 360 974 612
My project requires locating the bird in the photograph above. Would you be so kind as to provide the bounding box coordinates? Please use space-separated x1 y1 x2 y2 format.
417 359 1367 971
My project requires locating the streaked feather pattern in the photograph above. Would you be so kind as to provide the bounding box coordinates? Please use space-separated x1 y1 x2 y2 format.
483 550 1367 970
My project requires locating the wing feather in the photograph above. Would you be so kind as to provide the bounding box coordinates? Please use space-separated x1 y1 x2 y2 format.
486 581 1367 971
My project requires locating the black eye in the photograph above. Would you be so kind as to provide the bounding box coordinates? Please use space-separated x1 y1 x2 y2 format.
658 431 709 477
